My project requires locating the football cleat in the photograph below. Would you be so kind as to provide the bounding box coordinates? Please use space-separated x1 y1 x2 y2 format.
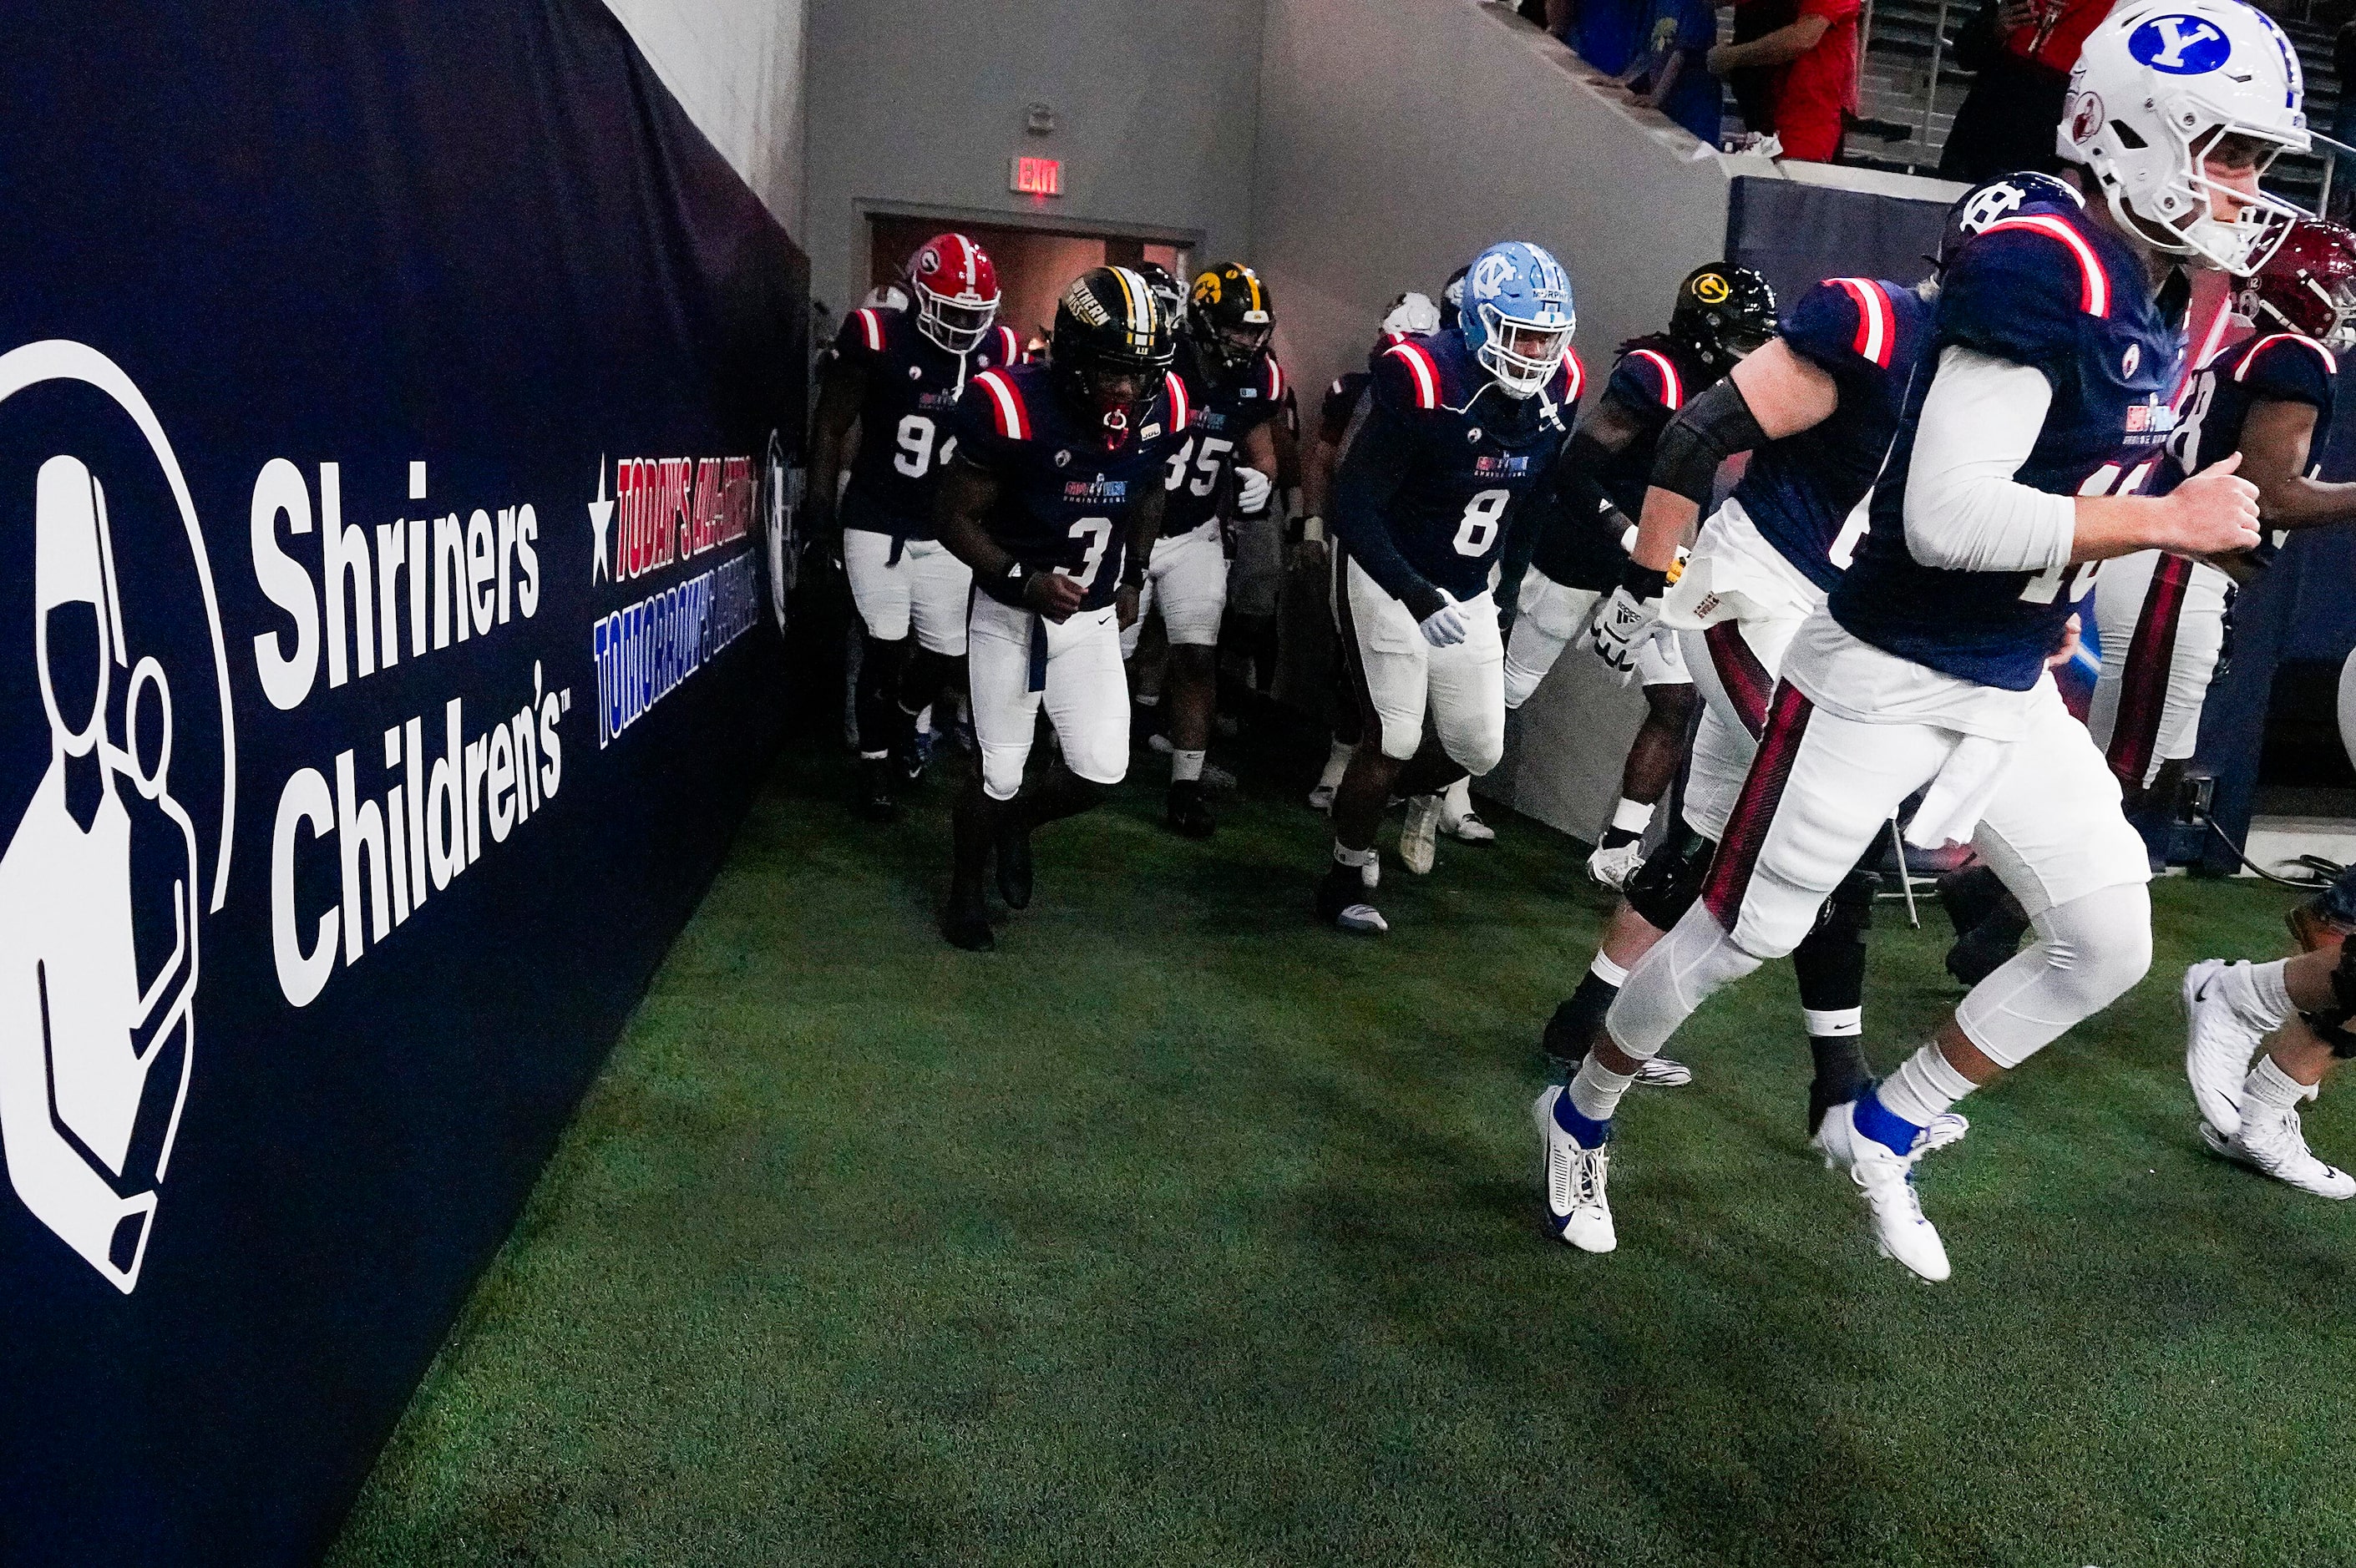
2183 959 2268 1138
941 878 995 952
1811 1100 1954 1282
1307 781 1336 812
1315 862 1387 933
1587 834 1645 891
1166 779 1215 839
1444 810 1494 842
854 757 899 824
1399 794 1443 875
995 822 1035 911
1533 1086 1616 1253
2202 1108 2355 1200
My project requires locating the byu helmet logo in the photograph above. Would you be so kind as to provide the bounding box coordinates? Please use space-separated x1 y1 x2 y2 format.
2130 15 2230 73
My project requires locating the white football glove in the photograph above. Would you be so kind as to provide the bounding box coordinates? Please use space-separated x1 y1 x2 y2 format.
1235 465 1274 517
1419 593 1472 648
1588 584 1659 684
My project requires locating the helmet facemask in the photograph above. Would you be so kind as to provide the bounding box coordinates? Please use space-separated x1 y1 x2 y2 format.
1475 304 1573 399
915 281 1000 355
2105 119 2304 276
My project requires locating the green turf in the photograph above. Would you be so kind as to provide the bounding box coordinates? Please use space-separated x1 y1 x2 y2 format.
327 737 2353 1568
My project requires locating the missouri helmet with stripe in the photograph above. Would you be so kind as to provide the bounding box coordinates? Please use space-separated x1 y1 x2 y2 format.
1668 261 1775 377
907 232 1001 355
1051 266 1175 446
1188 260 1277 377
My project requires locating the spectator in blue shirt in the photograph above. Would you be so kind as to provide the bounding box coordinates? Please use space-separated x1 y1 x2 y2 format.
1616 0 1725 146
1557 0 1648 77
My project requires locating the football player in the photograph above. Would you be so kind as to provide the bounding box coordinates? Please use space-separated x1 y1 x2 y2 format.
1316 241 1582 933
1506 262 1777 888
1121 262 1291 837
2184 890 2356 1200
808 235 1023 822
935 267 1183 950
1300 291 1443 812
1538 0 2303 1277
2095 218 2356 798
1538 190 2031 1131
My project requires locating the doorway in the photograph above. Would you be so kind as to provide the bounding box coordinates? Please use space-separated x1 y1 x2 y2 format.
867 216 1188 354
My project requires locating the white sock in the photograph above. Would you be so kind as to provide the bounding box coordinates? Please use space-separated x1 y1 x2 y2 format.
1569 1053 1637 1123
1590 949 1631 987
2242 959 2296 1032
1610 797 1654 836
1172 748 1206 783
1332 841 1376 869
1136 691 1161 710
2245 1053 2315 1110
1319 738 1353 788
859 748 890 761
1444 776 1474 817
1877 1043 1975 1127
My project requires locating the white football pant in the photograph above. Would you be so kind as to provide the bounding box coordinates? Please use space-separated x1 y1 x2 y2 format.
1503 565 1688 709
969 595 1129 801
844 529 973 655
2086 548 2230 790
1339 556 1505 775
1120 520 1227 657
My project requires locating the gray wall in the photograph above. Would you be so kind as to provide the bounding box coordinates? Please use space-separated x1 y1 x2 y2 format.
605 0 808 230
802 0 1268 319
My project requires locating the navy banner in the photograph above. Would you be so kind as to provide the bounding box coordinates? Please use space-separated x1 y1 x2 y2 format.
0 3 806 1562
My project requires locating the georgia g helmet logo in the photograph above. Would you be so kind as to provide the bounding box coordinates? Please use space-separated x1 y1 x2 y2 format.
0 340 236 1295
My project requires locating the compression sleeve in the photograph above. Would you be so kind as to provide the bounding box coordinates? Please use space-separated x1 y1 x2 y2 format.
1330 395 1445 619
1650 377 1768 505
1901 346 2075 574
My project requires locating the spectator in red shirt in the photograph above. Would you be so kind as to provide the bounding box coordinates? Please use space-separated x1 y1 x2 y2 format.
1938 0 2115 182
1706 0 1857 162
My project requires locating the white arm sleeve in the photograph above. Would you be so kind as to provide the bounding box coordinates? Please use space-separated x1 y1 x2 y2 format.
1902 346 2077 574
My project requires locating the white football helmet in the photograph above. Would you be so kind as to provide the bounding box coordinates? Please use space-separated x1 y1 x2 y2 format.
2058 0 2309 276
1381 291 1441 337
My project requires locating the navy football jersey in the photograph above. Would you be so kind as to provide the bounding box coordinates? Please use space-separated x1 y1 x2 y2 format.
834 304 1024 539
1832 202 2186 690
1320 372 1370 447
1340 329 1583 603
950 361 1187 612
2163 330 2338 488
1163 336 1288 535
1533 334 1711 590
1732 276 1933 592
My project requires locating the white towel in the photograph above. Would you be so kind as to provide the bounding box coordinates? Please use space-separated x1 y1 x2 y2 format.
1904 733 2011 850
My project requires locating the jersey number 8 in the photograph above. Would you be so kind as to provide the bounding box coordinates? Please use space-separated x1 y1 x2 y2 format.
1454 488 1511 556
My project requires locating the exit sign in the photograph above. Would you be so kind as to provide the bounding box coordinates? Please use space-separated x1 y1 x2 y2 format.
1010 155 1064 196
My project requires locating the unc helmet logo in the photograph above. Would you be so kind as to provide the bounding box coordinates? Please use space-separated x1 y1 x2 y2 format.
1471 252 1520 299
2129 14 2231 73
0 340 237 1295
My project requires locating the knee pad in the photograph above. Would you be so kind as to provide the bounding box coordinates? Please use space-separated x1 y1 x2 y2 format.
1956 881 2151 1069
2303 941 2356 1057
1605 902 1766 1059
1625 822 1716 931
1813 866 1877 938
980 746 1026 802
1447 722 1504 779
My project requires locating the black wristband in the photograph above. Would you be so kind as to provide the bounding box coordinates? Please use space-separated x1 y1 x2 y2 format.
1621 562 1671 602
1401 581 1447 623
980 560 1032 609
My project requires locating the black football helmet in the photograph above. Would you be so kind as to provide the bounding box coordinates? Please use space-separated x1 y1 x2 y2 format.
1051 266 1174 448
1935 170 2085 274
1187 261 1275 378
1438 264 1470 331
1668 262 1777 376
1137 261 1188 331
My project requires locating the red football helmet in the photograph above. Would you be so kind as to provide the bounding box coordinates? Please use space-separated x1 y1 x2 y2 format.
2237 220 2356 352
907 233 1001 355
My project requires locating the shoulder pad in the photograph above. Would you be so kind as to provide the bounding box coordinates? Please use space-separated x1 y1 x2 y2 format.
1377 338 1445 411
1558 347 1586 403
838 306 892 357
1616 346 1686 411
994 324 1023 366
2237 331 2338 386
1973 213 2113 317
970 367 1034 441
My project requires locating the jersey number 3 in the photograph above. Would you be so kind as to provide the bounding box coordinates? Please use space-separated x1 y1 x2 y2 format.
1454 488 1510 556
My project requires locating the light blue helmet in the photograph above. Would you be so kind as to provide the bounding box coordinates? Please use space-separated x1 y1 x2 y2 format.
1457 240 1577 398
